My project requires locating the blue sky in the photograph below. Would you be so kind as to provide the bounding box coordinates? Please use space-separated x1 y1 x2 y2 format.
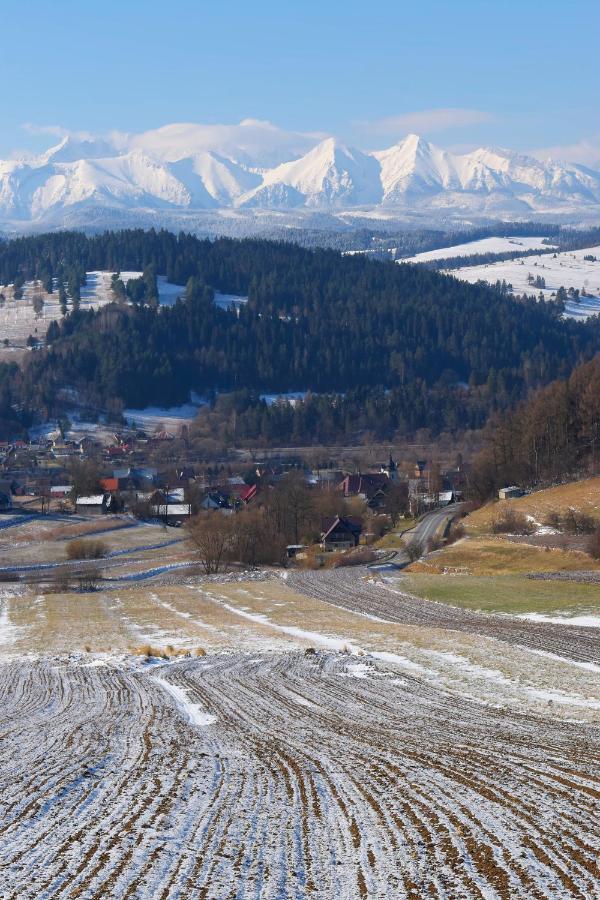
3 0 599 162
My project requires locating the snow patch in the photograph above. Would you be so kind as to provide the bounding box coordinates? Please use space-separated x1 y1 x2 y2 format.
517 612 600 628
152 673 217 727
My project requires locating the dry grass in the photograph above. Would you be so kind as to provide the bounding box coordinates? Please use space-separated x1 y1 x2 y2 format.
374 520 419 549
6 518 124 546
129 644 206 660
465 477 600 534
331 548 377 568
407 535 600 576
66 539 108 560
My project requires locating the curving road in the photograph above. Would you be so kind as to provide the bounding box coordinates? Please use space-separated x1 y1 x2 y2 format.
376 504 463 570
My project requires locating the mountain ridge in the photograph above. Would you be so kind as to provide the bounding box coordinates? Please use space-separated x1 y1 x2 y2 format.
2 122 600 227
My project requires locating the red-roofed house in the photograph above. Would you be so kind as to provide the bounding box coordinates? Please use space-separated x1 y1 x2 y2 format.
238 484 257 504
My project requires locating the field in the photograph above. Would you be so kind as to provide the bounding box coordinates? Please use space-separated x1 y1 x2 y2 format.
402 478 600 613
0 513 599 897
445 245 600 319
0 273 184 362
407 535 600 576
403 235 553 264
399 572 600 617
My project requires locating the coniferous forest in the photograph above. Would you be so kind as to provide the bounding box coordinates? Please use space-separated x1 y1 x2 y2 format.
0 229 598 441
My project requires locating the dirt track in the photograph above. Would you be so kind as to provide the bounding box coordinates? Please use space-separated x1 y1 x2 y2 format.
288 569 600 666
1 653 599 899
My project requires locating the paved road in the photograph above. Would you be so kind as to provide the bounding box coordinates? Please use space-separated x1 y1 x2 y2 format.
372 503 463 570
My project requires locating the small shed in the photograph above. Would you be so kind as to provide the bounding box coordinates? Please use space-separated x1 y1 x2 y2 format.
286 544 306 559
151 503 192 525
76 495 106 516
50 485 72 499
498 486 524 500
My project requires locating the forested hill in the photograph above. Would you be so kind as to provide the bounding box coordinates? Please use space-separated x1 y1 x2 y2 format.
0 229 598 439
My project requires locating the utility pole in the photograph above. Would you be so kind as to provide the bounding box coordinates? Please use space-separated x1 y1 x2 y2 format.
163 483 169 528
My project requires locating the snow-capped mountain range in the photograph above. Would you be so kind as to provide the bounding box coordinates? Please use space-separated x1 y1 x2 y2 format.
2 120 600 228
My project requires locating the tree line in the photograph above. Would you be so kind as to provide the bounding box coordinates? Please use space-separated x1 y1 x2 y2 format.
469 354 600 499
0 229 598 441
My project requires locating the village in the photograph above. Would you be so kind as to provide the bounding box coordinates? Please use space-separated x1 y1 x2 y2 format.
0 419 468 566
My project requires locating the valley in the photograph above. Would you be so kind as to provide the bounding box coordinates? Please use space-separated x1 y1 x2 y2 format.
0 229 597 900
2 2 599 897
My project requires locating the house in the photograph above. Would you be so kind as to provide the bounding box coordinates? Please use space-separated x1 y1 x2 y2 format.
0 481 13 511
75 495 107 516
107 445 127 458
51 438 77 458
111 466 157 492
77 436 96 454
200 491 234 513
498 486 524 500
286 544 306 559
338 473 390 509
152 430 175 442
149 488 185 506
135 467 158 483
100 477 119 493
237 484 258 505
321 516 363 551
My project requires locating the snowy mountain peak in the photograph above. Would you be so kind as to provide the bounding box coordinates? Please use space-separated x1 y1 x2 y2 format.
240 138 383 208
1 124 600 226
38 134 123 165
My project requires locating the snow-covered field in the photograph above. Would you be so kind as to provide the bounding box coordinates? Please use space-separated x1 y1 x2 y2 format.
0 272 113 351
444 245 600 319
0 273 250 363
0 271 185 354
402 235 553 264
0 510 599 897
123 398 206 430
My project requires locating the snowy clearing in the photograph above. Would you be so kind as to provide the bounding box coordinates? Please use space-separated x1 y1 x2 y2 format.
213 291 248 310
0 273 245 359
123 399 205 429
259 391 308 406
402 235 553 264
445 244 600 319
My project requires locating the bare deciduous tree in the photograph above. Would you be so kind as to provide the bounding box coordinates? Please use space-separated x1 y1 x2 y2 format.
404 538 424 562
231 507 287 567
186 512 233 574
386 483 409 527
